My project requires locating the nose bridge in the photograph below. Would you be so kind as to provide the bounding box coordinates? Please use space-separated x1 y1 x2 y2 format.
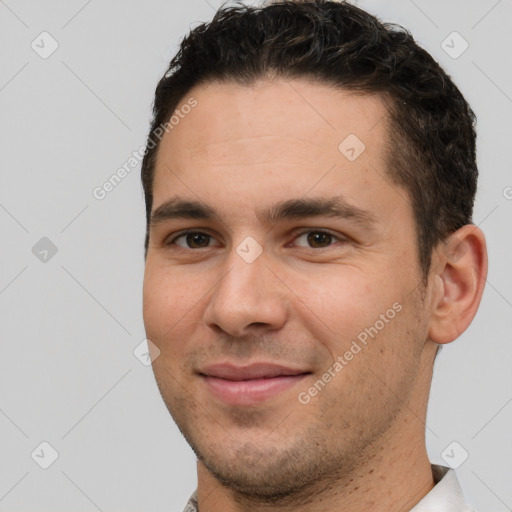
204 242 288 336
225 253 265 301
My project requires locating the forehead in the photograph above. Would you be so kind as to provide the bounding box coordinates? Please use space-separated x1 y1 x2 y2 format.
152 78 398 220
159 78 388 159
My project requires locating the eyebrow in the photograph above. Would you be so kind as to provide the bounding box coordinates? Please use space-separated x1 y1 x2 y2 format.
150 196 377 230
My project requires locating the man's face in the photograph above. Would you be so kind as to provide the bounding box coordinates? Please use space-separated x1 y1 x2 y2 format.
143 79 435 498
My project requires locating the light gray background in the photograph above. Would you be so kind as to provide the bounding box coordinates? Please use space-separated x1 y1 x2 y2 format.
1 0 511 510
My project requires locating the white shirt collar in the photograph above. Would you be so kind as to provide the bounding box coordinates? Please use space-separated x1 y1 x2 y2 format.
410 465 475 512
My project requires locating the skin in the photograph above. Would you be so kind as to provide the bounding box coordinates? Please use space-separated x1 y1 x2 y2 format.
142 78 487 512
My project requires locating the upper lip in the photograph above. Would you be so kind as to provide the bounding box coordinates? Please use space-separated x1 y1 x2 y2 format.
198 363 310 381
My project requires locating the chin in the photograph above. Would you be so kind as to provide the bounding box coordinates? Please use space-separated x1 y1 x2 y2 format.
200 448 316 500
187 431 345 504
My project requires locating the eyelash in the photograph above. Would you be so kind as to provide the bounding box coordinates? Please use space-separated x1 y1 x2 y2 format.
165 229 345 250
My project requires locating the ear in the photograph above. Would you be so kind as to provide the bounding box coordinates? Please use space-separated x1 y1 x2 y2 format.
428 224 488 344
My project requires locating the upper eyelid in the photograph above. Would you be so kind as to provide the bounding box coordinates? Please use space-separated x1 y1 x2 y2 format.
166 228 221 244
167 229 221 247
293 228 343 239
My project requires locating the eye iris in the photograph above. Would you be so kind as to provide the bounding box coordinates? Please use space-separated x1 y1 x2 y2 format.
187 233 210 248
307 231 332 248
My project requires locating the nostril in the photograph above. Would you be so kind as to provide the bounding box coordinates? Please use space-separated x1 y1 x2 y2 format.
249 322 269 328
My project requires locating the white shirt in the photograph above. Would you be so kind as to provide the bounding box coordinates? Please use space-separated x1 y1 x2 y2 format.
410 465 475 512
181 465 475 511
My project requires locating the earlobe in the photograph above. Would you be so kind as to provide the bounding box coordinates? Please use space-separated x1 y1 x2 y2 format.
428 224 488 345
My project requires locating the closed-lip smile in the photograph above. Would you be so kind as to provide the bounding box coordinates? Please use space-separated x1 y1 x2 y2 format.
198 362 311 405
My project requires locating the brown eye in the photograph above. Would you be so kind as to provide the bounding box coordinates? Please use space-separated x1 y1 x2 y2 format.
186 233 211 248
307 231 332 248
294 230 338 249
171 231 215 249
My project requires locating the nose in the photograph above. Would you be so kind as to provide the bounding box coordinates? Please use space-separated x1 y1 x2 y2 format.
203 247 288 338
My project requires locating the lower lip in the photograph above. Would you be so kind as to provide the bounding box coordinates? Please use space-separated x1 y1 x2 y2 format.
202 374 308 406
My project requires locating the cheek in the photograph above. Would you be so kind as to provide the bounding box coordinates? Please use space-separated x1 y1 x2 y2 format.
142 264 201 345
288 268 383 341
